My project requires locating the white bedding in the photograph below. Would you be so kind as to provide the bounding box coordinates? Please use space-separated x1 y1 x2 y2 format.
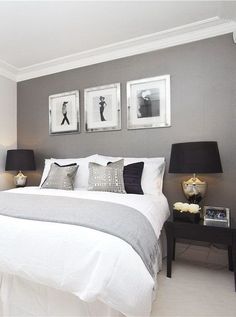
0 187 169 316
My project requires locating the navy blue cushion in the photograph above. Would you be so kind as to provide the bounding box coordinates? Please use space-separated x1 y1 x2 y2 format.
108 161 144 195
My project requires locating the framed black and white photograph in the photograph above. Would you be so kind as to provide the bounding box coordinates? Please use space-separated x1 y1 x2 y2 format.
127 75 171 130
84 83 121 132
49 90 80 135
203 206 230 228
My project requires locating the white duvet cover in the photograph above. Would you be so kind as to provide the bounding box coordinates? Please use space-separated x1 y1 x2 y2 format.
0 187 169 316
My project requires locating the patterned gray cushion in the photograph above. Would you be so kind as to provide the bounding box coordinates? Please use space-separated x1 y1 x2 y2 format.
41 163 78 190
88 159 126 193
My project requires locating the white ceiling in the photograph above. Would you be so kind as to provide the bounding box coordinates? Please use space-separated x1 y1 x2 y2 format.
0 1 235 81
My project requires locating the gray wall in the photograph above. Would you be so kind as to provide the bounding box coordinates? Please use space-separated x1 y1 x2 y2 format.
17 34 236 224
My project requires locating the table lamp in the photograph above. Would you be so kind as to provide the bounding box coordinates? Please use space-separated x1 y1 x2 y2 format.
5 149 36 187
169 141 223 203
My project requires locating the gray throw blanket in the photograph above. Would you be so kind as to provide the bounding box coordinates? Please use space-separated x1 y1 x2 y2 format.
0 192 158 278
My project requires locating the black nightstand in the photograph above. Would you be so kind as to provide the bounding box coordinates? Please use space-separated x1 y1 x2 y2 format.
164 220 236 291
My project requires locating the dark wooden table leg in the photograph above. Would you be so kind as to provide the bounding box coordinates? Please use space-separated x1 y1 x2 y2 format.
228 246 233 271
173 238 176 261
232 232 236 291
166 225 174 278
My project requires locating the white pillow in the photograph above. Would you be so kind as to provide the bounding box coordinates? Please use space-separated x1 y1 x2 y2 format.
96 154 165 195
40 154 99 188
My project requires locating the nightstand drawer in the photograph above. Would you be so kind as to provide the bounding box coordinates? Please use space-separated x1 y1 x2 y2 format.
171 222 233 244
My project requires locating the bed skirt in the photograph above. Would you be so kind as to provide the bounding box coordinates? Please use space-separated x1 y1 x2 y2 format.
0 273 124 317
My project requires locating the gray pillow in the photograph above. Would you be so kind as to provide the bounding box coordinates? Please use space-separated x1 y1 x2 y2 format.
88 159 126 193
41 163 78 190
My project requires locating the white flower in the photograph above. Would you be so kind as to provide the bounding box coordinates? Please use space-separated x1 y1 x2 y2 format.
189 204 200 213
174 202 200 213
173 202 183 211
181 203 190 212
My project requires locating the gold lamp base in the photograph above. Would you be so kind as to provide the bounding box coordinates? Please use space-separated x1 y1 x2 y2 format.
14 171 27 187
182 174 207 204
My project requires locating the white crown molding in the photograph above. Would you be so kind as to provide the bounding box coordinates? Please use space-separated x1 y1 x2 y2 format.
0 59 17 81
233 31 236 43
1 16 235 82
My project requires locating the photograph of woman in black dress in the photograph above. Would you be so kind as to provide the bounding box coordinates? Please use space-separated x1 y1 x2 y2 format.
84 83 121 132
99 96 107 121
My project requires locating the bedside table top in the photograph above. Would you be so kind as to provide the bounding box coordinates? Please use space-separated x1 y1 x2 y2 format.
167 218 236 231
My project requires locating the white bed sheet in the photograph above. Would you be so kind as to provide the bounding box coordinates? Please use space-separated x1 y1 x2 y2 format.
0 187 169 316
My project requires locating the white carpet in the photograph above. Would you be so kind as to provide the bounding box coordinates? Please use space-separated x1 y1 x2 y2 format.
152 243 236 317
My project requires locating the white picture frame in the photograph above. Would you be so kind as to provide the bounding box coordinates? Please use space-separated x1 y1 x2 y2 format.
127 75 171 130
49 90 80 135
203 206 230 228
84 83 121 132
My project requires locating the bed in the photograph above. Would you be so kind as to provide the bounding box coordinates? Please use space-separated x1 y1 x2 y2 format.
0 154 170 317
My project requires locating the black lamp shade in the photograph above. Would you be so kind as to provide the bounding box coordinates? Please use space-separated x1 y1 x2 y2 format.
169 141 223 174
5 149 36 171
